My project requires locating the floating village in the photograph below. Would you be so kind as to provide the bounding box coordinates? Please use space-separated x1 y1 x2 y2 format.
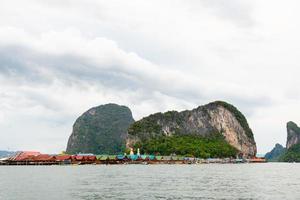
0 148 266 166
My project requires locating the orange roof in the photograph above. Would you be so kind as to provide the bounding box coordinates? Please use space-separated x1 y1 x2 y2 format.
10 151 41 161
86 155 96 161
74 155 84 161
73 155 96 161
55 155 71 161
249 157 266 162
33 154 54 161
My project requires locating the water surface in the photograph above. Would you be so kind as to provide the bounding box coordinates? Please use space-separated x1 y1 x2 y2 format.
0 163 300 200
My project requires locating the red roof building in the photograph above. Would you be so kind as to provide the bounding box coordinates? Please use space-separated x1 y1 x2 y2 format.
32 154 55 162
10 151 41 161
54 155 71 161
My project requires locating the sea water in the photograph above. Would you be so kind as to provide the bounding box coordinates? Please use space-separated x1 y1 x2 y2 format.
0 163 300 200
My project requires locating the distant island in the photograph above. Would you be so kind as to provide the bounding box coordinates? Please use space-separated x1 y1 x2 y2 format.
5 101 300 164
265 121 300 162
66 101 256 159
4 101 300 164
1 101 270 166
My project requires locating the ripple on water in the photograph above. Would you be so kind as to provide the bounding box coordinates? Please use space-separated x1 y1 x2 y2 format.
1 163 300 200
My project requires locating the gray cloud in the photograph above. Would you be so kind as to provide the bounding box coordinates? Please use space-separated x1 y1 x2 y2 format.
0 35 270 115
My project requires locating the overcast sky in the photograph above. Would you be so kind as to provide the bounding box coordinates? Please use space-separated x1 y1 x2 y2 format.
0 0 300 154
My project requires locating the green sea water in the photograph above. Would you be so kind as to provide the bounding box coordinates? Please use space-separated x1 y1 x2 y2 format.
0 163 299 200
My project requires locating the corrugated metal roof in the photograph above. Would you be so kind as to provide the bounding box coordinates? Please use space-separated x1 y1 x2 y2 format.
75 155 84 160
55 155 71 161
156 156 162 160
98 155 108 160
86 156 96 161
117 155 125 160
108 155 116 160
162 156 171 160
177 156 184 160
148 155 155 160
129 155 138 160
33 154 54 161
73 155 96 161
10 151 41 161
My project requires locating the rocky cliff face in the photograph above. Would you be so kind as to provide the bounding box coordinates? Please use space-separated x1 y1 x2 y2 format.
127 101 256 157
279 143 300 162
286 121 300 149
66 103 134 155
265 143 286 161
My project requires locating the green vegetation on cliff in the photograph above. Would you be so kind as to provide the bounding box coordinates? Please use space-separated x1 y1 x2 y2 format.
128 101 254 140
275 121 300 162
66 103 134 155
265 144 286 162
127 111 185 137
279 143 300 162
128 113 164 136
127 100 256 157
133 134 238 158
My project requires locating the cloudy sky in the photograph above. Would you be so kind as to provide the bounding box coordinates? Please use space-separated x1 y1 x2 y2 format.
0 0 300 154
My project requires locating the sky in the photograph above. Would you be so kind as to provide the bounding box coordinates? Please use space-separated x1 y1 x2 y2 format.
0 0 300 154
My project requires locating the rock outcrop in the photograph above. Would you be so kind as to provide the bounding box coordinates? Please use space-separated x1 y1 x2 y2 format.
278 121 300 162
127 101 256 157
265 143 285 161
66 103 134 155
286 121 300 149
279 143 300 162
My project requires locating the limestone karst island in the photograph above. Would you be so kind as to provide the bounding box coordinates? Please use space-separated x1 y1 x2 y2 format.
1 101 272 165
3 100 300 165
1 101 299 165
